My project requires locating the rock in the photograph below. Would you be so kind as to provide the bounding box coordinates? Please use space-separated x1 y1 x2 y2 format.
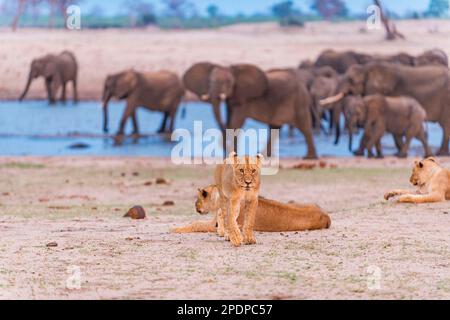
162 200 175 206
156 178 169 185
46 242 58 247
2 192 10 196
124 206 146 219
132 172 139 176
144 181 153 186
68 142 90 149
293 162 316 170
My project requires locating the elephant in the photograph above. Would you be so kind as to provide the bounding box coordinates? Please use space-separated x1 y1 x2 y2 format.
314 49 372 74
19 51 78 104
415 48 448 67
321 62 450 156
182 62 268 134
309 72 341 134
344 94 432 158
226 68 318 159
102 69 185 145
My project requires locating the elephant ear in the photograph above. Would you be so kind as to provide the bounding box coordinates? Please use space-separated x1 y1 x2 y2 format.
43 61 58 78
183 62 217 97
115 70 138 99
366 63 398 95
230 64 268 102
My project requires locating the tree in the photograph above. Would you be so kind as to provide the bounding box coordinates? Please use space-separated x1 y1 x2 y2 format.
310 0 348 19
425 0 449 17
271 1 304 27
124 0 156 27
161 0 189 19
373 0 405 40
206 4 219 19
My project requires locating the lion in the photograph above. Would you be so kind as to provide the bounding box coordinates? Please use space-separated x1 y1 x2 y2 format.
171 184 331 235
213 152 262 247
384 157 450 203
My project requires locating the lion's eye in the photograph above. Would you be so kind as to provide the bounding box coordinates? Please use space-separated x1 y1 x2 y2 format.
240 169 244 173
252 169 256 174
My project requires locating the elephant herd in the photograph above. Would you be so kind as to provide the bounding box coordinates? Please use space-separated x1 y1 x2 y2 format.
18 48 450 158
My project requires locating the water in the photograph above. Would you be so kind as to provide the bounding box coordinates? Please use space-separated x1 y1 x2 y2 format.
0 101 443 157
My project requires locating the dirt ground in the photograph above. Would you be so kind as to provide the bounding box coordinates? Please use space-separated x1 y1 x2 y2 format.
2 19 450 100
0 156 449 299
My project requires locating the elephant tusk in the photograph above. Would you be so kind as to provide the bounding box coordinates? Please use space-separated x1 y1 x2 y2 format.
201 94 210 101
219 93 227 101
319 92 344 106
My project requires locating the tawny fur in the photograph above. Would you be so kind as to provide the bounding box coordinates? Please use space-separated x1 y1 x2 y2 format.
212 153 262 247
171 185 331 234
384 157 450 203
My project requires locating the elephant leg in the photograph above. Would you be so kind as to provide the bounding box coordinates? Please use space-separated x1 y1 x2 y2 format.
415 127 433 158
354 133 368 156
157 112 169 133
437 123 450 156
226 111 245 154
115 102 134 145
131 111 139 143
398 124 420 158
45 79 56 105
266 125 281 157
60 82 67 103
393 134 404 152
72 78 78 103
295 114 318 160
327 109 334 135
168 100 181 134
375 139 384 159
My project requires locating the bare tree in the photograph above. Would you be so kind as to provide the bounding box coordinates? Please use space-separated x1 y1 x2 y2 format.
374 0 405 40
11 0 27 31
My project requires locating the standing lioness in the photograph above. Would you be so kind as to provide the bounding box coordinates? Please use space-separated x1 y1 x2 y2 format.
215 152 262 247
384 157 450 203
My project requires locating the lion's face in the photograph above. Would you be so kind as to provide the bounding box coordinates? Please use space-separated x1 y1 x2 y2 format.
233 156 261 191
410 157 438 187
195 185 219 215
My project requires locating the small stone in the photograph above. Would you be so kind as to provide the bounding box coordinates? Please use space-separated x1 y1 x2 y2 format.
46 242 58 247
144 181 153 186
156 178 169 185
124 206 146 219
162 200 175 206
132 172 139 176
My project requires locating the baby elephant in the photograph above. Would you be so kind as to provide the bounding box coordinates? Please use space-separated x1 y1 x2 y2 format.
345 94 432 158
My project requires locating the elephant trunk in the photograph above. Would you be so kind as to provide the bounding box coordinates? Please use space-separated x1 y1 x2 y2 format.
211 99 226 133
19 70 33 101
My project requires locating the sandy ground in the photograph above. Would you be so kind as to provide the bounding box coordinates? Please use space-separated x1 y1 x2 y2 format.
0 156 449 299
2 19 450 100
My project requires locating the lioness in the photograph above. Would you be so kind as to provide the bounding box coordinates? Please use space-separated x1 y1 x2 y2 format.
384 157 450 203
171 185 331 234
214 152 262 247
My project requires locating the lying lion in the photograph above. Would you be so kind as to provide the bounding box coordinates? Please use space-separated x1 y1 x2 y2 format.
384 157 450 203
171 185 331 234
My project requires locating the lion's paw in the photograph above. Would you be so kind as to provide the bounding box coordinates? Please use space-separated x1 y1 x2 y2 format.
243 234 257 245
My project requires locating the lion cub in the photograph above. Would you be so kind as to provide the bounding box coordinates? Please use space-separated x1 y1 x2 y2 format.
384 157 450 203
215 152 263 247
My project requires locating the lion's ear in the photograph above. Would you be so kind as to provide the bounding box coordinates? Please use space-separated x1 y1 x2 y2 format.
225 151 238 165
426 157 437 163
256 153 264 168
